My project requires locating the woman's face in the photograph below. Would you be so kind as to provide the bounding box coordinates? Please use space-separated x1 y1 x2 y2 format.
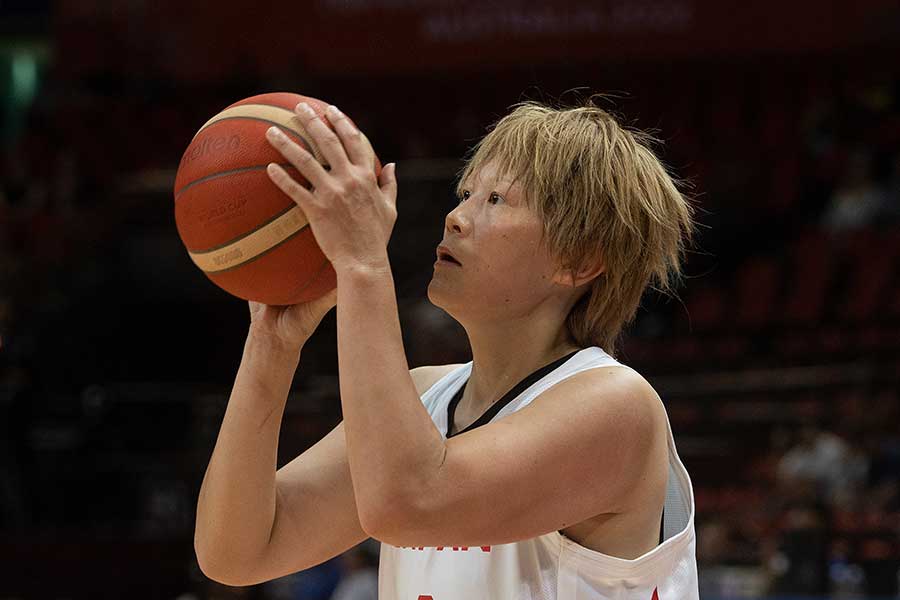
427 160 569 322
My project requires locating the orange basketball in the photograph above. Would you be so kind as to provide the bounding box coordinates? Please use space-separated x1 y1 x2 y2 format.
173 92 380 305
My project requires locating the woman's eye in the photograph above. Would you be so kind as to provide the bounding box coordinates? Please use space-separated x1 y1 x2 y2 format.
456 190 502 205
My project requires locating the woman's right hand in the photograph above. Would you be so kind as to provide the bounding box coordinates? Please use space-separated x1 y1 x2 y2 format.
247 287 338 350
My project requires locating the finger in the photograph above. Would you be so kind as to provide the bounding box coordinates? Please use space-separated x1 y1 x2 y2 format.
266 126 329 191
248 300 266 319
379 163 398 210
267 162 316 213
325 105 373 167
295 102 350 174
301 288 337 327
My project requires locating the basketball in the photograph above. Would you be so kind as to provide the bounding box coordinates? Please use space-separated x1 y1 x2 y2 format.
173 92 380 305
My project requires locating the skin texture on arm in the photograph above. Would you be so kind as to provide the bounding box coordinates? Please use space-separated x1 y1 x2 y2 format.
195 355 454 587
194 333 304 585
247 364 460 584
335 263 450 534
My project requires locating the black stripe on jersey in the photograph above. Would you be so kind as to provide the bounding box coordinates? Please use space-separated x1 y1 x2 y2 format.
660 507 665 544
445 349 583 438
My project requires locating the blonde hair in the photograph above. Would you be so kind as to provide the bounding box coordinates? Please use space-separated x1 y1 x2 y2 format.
456 98 695 356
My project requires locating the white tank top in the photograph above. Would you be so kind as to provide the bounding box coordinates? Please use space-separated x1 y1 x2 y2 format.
378 347 699 600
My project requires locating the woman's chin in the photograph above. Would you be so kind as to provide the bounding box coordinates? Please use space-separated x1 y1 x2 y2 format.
426 283 459 311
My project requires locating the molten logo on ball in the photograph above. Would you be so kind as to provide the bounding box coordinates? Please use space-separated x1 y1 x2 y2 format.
180 135 241 166
199 197 248 227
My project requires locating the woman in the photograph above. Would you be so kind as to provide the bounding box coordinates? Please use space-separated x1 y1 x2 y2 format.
194 97 698 600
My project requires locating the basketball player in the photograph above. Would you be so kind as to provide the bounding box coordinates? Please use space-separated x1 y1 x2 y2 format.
194 98 698 599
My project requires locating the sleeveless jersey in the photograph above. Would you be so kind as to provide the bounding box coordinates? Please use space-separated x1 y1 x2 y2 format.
378 346 698 600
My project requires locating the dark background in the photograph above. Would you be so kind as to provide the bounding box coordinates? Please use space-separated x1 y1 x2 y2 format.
1 1 899 598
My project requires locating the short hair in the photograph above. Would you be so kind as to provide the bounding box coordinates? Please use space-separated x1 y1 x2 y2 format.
456 98 696 356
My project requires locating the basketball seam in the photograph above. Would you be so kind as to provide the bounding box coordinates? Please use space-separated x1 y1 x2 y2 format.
197 115 309 142
195 103 301 137
191 103 328 165
192 114 323 168
174 162 301 199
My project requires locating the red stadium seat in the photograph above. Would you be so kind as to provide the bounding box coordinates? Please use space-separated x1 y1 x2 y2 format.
735 256 782 328
783 230 833 324
684 284 727 332
838 228 900 321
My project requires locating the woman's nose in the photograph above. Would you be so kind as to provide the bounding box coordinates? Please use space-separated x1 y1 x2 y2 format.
445 204 468 235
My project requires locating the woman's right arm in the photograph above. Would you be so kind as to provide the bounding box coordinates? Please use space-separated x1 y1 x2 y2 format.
194 325 450 587
194 330 366 586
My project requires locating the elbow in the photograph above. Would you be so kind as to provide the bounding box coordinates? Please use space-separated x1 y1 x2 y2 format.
357 490 426 546
357 499 396 542
358 457 447 544
360 514 407 547
194 535 260 588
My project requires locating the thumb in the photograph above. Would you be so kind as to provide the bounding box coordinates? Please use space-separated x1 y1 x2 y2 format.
297 288 337 332
379 163 397 201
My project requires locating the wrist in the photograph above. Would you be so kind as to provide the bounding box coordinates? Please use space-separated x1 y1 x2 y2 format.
245 326 304 359
241 329 301 406
334 255 392 280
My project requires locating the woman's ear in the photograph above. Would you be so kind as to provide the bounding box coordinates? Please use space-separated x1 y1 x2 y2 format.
552 254 605 288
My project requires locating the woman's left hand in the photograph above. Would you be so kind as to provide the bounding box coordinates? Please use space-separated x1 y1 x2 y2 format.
265 102 397 273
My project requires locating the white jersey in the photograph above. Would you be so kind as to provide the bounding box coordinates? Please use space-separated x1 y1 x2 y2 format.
378 347 698 600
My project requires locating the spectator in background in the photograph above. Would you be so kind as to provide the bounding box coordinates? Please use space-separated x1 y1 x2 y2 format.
822 151 886 231
777 424 869 507
766 502 829 596
883 151 900 221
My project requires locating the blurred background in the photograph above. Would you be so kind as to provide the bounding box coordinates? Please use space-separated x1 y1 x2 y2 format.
1 0 899 598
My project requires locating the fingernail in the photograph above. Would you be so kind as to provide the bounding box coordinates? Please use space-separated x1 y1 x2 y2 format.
327 104 342 116
266 126 283 139
296 102 316 117
266 163 280 176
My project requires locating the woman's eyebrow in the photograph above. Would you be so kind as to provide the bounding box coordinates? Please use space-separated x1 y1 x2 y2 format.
495 181 518 196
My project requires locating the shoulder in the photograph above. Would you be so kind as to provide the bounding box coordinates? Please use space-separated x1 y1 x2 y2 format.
535 366 668 493
538 363 658 400
409 363 467 396
529 365 666 443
